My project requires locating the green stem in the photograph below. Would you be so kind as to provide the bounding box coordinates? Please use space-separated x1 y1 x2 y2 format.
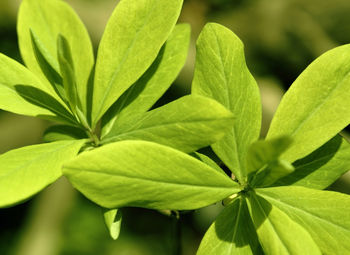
172 211 182 255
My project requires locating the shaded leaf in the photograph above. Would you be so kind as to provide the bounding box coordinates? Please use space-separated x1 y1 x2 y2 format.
273 135 350 189
43 125 87 142
247 193 321 255
197 197 262 255
63 140 239 210
17 0 94 114
103 208 122 240
92 0 183 125
192 23 261 183
101 24 190 137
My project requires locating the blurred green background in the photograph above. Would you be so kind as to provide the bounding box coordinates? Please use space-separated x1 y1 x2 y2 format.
1 0 350 254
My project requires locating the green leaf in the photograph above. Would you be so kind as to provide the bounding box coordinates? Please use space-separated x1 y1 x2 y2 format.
103 208 122 240
257 186 350 254
101 23 191 137
92 0 183 125
197 197 262 255
43 125 87 142
63 140 239 210
192 152 225 175
247 193 321 255
101 95 234 153
247 136 294 187
0 140 85 208
273 135 350 189
266 44 350 163
29 29 66 102
0 53 73 124
57 34 80 112
192 23 261 183
17 0 94 114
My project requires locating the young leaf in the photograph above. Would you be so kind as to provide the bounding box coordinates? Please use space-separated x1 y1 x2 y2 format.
92 0 183 125
257 186 350 254
0 140 86 208
29 29 66 102
273 135 350 189
197 197 263 255
192 23 261 183
101 95 234 153
57 34 80 112
266 44 350 163
103 208 122 240
17 0 94 114
0 53 71 122
43 125 87 142
247 193 321 255
101 24 191 137
247 136 294 187
63 140 240 210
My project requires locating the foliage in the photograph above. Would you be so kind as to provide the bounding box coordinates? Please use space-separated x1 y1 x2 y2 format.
0 0 350 254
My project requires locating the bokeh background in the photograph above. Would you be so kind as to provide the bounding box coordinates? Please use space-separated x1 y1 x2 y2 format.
1 0 350 254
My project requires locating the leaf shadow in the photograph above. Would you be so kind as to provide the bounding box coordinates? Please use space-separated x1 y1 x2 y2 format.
272 135 341 186
214 197 263 253
14 85 75 125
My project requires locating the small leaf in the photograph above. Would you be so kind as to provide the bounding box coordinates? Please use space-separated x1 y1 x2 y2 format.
43 125 87 142
197 197 263 255
57 34 80 112
63 140 239 210
29 29 66 102
246 136 294 187
267 44 350 162
0 140 86 208
247 193 321 255
192 23 261 183
103 208 122 240
92 0 184 125
192 152 225 175
101 24 190 138
273 135 350 189
257 186 350 254
17 0 94 114
101 95 234 153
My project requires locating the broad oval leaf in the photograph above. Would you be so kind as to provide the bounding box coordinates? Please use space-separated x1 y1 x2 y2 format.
43 125 87 142
101 95 234 153
192 23 262 183
92 0 183 125
101 23 191 137
0 140 86 208
267 44 350 162
247 193 321 255
197 197 262 255
257 186 350 254
273 135 350 189
17 0 94 114
63 140 239 210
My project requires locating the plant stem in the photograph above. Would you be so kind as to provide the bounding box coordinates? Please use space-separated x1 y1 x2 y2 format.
172 211 182 255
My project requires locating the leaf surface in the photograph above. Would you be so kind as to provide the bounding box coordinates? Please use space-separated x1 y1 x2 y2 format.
101 24 190 137
192 23 261 183
63 140 239 210
273 135 350 189
247 193 321 255
257 186 350 254
17 0 94 113
197 197 262 255
267 44 350 162
0 140 85 207
92 0 183 124
43 125 87 142
104 208 122 240
102 95 234 153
